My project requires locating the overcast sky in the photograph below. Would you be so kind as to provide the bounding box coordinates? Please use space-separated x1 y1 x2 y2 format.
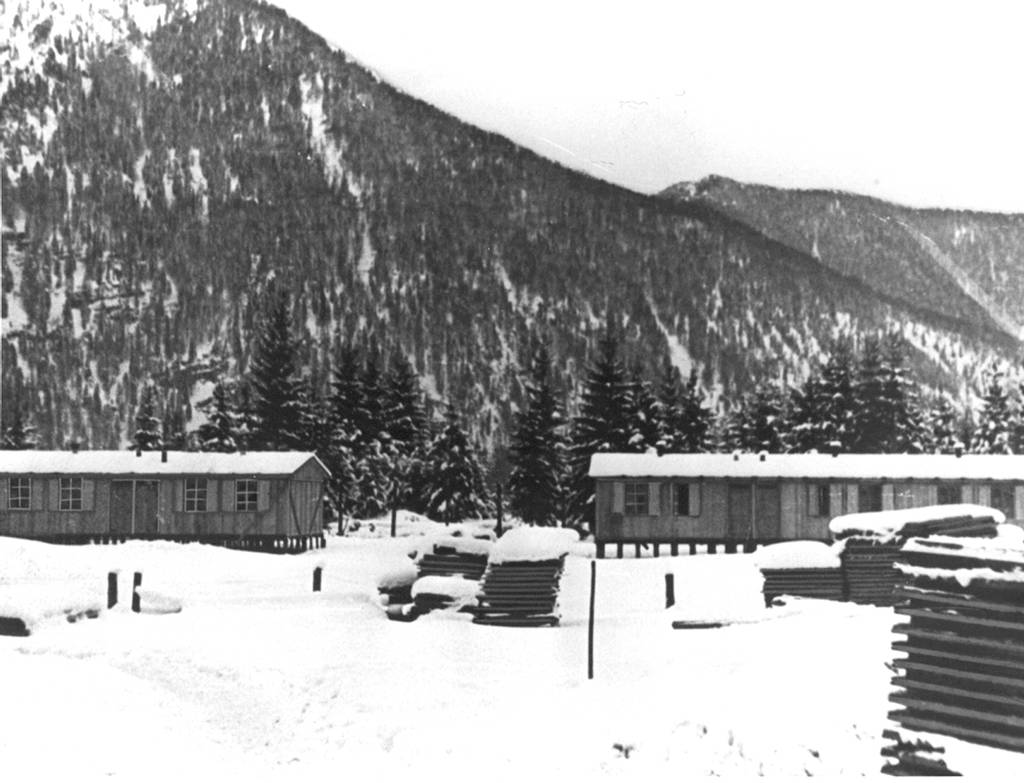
274 0 1024 213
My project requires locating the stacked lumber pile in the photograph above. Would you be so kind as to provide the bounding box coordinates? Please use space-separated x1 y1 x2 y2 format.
882 533 1024 774
471 558 565 627
830 505 1004 607
415 544 489 581
755 541 845 605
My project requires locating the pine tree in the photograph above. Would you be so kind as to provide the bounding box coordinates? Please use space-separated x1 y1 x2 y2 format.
2 402 37 449
853 335 887 452
819 339 857 451
625 362 661 452
162 389 189 451
423 403 492 524
678 368 714 452
655 357 685 452
132 384 163 451
880 332 925 453
971 367 1014 454
325 343 364 515
196 382 237 452
248 287 306 451
788 374 827 452
567 320 633 525
509 344 566 526
925 394 965 454
382 349 429 512
728 383 787 452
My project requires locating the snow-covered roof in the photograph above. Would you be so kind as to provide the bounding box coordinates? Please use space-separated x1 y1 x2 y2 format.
829 504 1005 540
589 452 1024 481
0 450 329 477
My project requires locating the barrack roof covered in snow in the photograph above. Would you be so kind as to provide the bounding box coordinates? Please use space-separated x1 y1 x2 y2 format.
588 452 1024 481
0 450 329 476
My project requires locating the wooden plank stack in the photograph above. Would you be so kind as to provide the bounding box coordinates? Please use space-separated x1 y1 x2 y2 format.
883 535 1024 774
840 540 906 606
471 557 565 627
415 543 489 581
761 567 845 605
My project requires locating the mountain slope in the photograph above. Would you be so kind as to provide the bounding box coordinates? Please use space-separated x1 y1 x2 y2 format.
662 175 1024 341
1 0 1017 453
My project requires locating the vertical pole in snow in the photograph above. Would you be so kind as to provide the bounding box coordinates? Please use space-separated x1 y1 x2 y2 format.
131 572 142 613
313 566 322 592
496 483 504 537
390 506 397 538
107 572 118 609
665 573 675 608
587 559 596 680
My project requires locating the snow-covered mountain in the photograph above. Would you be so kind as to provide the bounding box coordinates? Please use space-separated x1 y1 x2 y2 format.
1 0 1018 453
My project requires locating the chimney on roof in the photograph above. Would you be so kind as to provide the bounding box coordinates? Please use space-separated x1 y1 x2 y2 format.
161 449 167 463
954 441 964 458
70 441 80 454
829 440 841 458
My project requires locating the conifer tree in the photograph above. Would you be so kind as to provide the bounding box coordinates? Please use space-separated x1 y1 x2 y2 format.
880 332 925 453
567 319 633 525
132 384 163 451
678 368 714 452
819 339 858 451
196 382 237 452
382 349 429 512
788 374 827 452
423 402 492 524
853 335 887 452
325 343 364 515
509 343 565 526
971 367 1014 454
728 383 787 452
248 287 306 451
925 394 965 454
2 401 36 450
625 362 661 452
655 357 685 452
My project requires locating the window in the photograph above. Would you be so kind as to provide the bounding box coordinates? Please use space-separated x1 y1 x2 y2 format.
184 478 208 512
858 483 883 513
991 484 1015 519
624 482 648 516
8 477 31 510
808 484 830 517
937 484 960 505
59 477 83 511
673 483 699 516
235 479 258 512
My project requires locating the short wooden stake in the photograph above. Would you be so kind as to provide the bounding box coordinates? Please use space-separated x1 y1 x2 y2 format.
587 559 596 681
131 572 142 613
107 572 118 609
313 566 323 592
665 573 675 608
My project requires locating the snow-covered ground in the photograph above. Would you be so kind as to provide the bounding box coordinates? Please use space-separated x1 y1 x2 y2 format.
1 522 906 779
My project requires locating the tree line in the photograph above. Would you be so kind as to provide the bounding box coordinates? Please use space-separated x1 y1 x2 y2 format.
2 293 1019 528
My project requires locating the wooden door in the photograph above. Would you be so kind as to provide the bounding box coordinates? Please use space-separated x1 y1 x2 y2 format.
756 484 781 539
134 481 159 534
727 484 752 538
110 481 133 534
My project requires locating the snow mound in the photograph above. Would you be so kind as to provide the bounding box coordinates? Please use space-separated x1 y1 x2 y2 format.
0 583 103 632
376 561 419 591
429 535 493 557
667 556 767 624
136 589 183 615
997 523 1024 544
410 576 480 608
489 526 578 564
753 541 841 570
829 504 1004 541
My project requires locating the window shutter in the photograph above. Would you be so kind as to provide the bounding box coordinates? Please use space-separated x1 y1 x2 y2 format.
82 479 95 511
222 480 235 512
976 485 991 508
648 482 660 516
688 483 700 517
208 479 218 512
176 480 184 512
807 485 819 517
881 484 894 511
612 482 624 514
960 484 974 504
1014 485 1024 521
830 485 844 516
257 480 270 512
31 479 43 510
0 478 8 510
49 479 60 510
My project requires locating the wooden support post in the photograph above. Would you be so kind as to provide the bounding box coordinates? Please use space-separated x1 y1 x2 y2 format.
726 542 736 555
313 566 322 592
131 572 142 613
665 573 675 608
689 543 696 555
709 543 717 555
653 543 660 558
496 483 504 537
616 542 623 559
391 506 397 538
671 543 678 557
588 559 596 680
597 542 605 559
634 543 642 558
107 572 118 609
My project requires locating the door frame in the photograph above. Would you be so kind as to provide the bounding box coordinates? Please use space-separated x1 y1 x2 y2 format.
109 479 160 534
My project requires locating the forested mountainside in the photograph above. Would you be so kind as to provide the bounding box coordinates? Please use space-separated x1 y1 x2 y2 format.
0 0 1018 453
663 176 1024 340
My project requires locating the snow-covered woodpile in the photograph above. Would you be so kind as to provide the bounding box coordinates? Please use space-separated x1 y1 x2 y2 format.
753 541 845 604
883 532 1024 774
831 505 1005 606
414 537 491 581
